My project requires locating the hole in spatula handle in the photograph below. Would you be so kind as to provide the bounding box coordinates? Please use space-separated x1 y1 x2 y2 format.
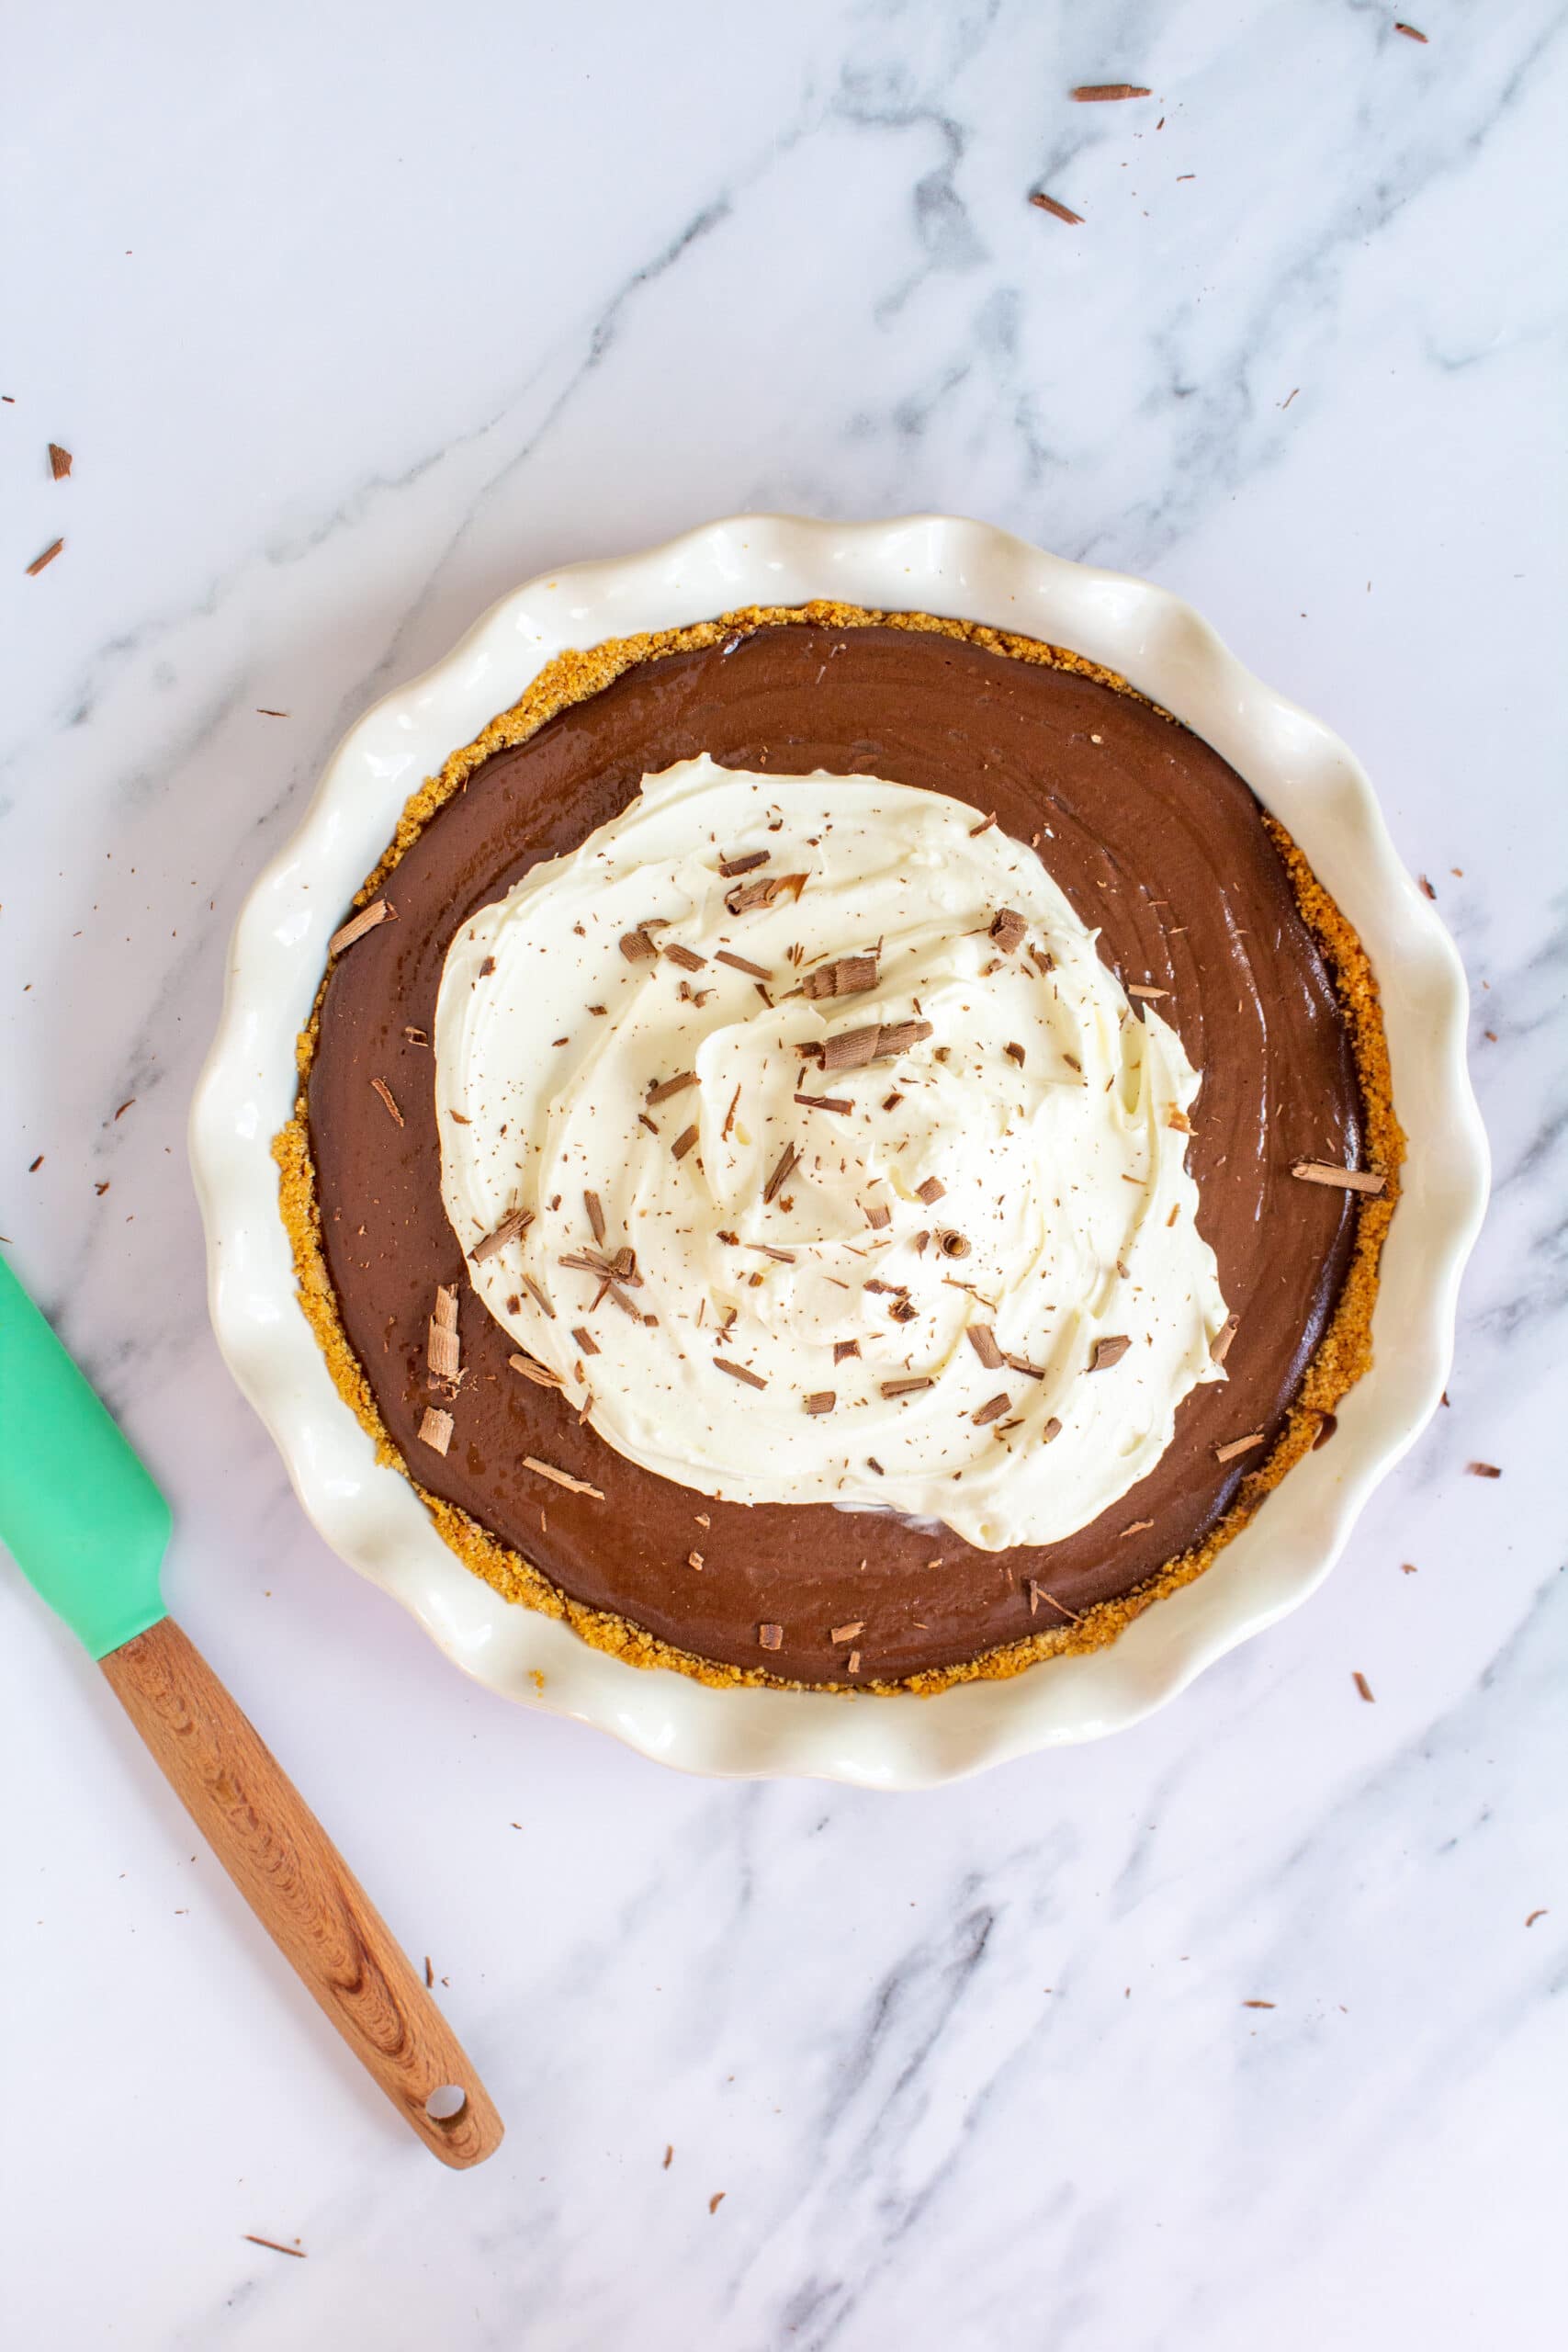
424 2084 469 2125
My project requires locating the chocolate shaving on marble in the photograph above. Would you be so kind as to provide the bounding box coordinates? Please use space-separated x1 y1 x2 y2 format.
370 1078 404 1126
718 848 770 878
726 871 807 916
758 1623 784 1650
803 954 879 1001
328 899 394 957
880 1376 933 1398
1394 22 1427 41
966 1324 1006 1370
1029 191 1084 225
620 928 658 962
469 1205 532 1264
25 537 63 575
972 1392 1011 1426
1071 82 1152 99
763 1142 800 1204
1291 1159 1387 1195
48 442 73 479
1214 1431 1264 1464
915 1176 945 1205
795 1091 853 1114
648 1069 699 1104
509 1353 563 1390
671 1124 699 1160
1352 1671 1376 1702
524 1455 604 1498
804 1391 836 1415
715 950 773 980
418 1407 454 1456
663 943 707 972
714 1356 767 1389
1467 1461 1502 1478
1089 1335 1131 1371
989 909 1028 952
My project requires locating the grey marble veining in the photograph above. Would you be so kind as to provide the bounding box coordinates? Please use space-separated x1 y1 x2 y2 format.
3 3 1564 2346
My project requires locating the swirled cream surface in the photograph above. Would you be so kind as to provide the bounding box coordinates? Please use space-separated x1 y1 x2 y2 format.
434 755 1229 1549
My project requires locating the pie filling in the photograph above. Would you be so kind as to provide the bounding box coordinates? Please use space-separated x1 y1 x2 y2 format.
284 610 1399 1690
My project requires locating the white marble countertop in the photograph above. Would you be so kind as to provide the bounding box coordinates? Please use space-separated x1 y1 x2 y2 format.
4 5 1563 2345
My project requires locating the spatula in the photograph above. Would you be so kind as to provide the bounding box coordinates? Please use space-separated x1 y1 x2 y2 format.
0 1253 503 2167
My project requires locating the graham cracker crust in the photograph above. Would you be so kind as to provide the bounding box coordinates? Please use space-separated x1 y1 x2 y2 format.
273 601 1403 1696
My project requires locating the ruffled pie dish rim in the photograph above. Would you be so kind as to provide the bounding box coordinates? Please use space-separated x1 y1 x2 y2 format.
189 515 1487 1785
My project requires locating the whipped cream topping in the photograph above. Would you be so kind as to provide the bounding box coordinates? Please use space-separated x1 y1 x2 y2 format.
434 756 1229 1551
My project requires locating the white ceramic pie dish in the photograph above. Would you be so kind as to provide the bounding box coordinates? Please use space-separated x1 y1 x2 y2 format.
190 514 1487 1786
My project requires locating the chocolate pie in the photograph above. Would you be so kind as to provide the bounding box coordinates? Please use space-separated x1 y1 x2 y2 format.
277 606 1399 1690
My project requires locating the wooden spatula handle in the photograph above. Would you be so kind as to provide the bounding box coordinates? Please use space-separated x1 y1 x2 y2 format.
100 1616 503 2167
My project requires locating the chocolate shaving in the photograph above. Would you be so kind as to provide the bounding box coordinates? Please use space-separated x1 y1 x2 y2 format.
509 1353 563 1390
1212 1315 1240 1365
726 871 807 916
328 898 393 957
818 1018 934 1073
966 1324 1005 1370
1126 983 1168 1000
847 1650 862 1674
524 1455 604 1498
1121 1520 1155 1536
427 1312 461 1385
688 1551 704 1571
830 1621 864 1643
795 1091 853 1114
1313 1411 1338 1449
989 909 1028 952
833 1340 861 1363
1029 191 1084 225
863 1200 892 1231
1041 1416 1063 1443
1213 1432 1264 1464
648 1069 698 1104
1291 1159 1386 1195
48 442 73 479
1028 1579 1081 1623
619 929 658 962
1352 1671 1375 1703
1003 1352 1047 1380
637 1113 660 1136
571 1326 599 1355
887 1296 917 1322
1418 875 1437 899
1071 82 1152 99
714 1356 767 1389
671 1124 699 1160
25 537 63 576
758 1623 783 1650
369 1077 403 1127
663 943 707 972
763 1141 800 1204
715 950 773 980
1394 21 1428 40
1467 1461 1502 1478
717 848 770 878
402 1025 428 1046
803 954 879 1001
1004 1042 1025 1067
582 1191 606 1246
915 1176 945 1205
418 1407 453 1456
880 1377 933 1399
520 1272 556 1319
804 1391 836 1415
1168 1107 1191 1130
1089 1335 1131 1371
935 1229 970 1259
972 1392 1011 1426
469 1205 532 1264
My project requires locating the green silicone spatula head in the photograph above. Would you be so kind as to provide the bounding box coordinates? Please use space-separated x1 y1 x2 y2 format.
0 1252 169 1655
